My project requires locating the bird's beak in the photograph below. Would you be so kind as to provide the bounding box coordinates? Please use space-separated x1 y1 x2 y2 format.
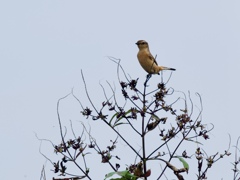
135 42 138 45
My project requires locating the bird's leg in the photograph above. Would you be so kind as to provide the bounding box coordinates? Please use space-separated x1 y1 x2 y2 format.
144 74 152 86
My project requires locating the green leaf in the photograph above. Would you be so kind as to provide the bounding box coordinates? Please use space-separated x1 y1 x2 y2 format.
114 109 132 123
105 170 137 180
109 112 119 126
178 157 189 170
109 109 132 127
105 172 115 178
151 114 160 120
113 122 128 128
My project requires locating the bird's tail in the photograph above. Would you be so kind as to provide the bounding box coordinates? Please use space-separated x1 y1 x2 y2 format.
158 66 176 72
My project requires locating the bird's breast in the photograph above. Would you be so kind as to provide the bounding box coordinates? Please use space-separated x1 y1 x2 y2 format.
137 50 158 74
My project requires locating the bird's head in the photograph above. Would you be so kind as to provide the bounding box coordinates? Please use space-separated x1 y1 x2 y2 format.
136 40 149 50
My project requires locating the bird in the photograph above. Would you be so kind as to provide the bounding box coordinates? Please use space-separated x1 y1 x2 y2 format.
136 40 176 74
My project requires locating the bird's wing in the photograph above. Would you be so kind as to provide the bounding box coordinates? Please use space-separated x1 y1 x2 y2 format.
148 54 158 65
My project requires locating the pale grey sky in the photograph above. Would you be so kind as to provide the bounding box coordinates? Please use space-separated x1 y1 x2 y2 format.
0 0 240 179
